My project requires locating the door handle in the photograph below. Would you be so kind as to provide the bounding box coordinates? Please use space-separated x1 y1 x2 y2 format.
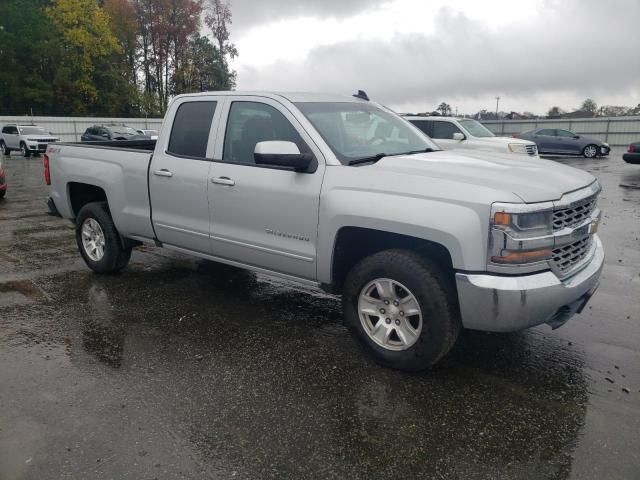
210 176 235 186
153 169 173 177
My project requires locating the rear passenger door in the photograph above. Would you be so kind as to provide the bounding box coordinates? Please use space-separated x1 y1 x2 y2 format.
535 129 557 152
207 96 325 280
149 97 221 253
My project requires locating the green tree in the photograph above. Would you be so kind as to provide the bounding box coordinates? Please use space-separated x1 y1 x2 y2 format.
0 0 59 115
173 33 232 94
436 102 451 116
580 98 597 114
205 0 237 90
47 0 124 114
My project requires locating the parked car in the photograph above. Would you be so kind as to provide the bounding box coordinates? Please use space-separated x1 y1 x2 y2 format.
623 142 640 164
0 160 6 198
405 115 539 157
514 128 609 158
136 129 159 140
45 91 604 372
81 124 151 142
0 124 59 157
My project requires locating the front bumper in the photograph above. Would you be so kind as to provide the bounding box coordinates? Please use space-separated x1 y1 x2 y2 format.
455 235 604 332
599 146 610 156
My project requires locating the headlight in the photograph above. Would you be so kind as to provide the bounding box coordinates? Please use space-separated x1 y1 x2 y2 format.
489 202 554 269
507 143 528 154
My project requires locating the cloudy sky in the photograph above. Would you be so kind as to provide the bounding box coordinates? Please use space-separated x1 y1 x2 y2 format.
224 0 639 115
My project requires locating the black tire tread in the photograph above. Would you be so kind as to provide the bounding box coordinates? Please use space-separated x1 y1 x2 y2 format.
343 249 461 371
75 201 131 274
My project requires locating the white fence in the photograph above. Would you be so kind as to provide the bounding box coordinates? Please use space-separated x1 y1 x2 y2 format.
0 116 164 142
482 116 640 147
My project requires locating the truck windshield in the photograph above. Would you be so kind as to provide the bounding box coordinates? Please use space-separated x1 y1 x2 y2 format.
18 126 47 135
295 102 439 164
458 119 495 138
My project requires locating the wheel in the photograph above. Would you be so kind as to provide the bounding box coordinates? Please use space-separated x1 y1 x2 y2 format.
75 202 132 273
0 141 10 155
20 142 31 158
583 144 598 158
342 249 461 371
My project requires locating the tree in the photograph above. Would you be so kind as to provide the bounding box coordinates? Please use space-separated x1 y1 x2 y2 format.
597 105 629 117
581 98 597 114
205 0 237 90
173 33 231 94
0 0 59 114
547 106 565 118
47 0 123 114
436 102 451 116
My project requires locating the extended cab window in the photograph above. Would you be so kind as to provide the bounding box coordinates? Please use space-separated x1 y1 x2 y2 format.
168 101 217 158
431 121 463 140
411 120 433 136
223 102 307 164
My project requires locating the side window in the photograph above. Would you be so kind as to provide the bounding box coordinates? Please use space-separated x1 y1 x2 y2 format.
556 130 575 138
168 101 217 158
1 126 7 134
431 121 462 139
538 129 556 136
223 101 307 164
410 120 432 136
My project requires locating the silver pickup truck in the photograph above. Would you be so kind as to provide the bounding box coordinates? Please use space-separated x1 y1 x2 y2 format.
46 91 604 371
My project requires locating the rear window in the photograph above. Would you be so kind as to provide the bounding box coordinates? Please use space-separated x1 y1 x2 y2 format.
168 101 217 158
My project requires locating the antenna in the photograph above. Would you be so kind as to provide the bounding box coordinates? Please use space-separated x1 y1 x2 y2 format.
353 90 370 101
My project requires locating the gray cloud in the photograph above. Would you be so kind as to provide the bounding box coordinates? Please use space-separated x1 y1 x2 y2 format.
236 0 640 113
227 0 387 34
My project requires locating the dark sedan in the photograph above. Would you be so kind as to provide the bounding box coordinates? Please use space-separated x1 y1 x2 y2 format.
81 124 150 142
514 128 609 158
623 142 640 164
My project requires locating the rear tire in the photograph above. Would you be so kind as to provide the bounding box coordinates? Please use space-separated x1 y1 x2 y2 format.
0 141 10 155
20 142 31 158
342 249 460 371
75 202 132 274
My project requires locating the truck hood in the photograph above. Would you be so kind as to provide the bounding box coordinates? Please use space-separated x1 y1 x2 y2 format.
471 136 535 146
372 149 596 203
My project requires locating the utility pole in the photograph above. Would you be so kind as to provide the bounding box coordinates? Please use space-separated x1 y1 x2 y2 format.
495 96 500 118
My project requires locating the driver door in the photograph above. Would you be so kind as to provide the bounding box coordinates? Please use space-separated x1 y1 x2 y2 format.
207 96 325 280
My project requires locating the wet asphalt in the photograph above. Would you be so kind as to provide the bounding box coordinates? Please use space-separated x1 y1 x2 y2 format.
0 150 639 480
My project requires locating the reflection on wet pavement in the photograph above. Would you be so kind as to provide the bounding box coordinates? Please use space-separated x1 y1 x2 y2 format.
1 152 639 479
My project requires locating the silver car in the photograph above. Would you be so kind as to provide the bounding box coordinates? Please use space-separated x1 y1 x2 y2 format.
0 124 59 157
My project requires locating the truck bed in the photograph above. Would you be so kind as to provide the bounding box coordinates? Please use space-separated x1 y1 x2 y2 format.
57 139 157 151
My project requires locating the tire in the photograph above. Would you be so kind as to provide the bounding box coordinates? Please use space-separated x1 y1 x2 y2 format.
0 141 10 156
20 142 31 158
75 202 132 274
0 190 5 199
583 144 598 158
342 249 461 371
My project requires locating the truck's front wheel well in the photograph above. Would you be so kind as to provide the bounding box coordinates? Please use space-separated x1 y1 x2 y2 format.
330 227 454 294
68 183 108 218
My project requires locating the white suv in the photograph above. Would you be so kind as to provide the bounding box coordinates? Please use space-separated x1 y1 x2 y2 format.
0 124 59 157
405 116 538 157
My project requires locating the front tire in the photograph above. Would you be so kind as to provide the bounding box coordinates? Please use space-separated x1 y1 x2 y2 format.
20 142 31 158
343 249 460 371
75 202 132 274
0 141 10 155
583 144 598 158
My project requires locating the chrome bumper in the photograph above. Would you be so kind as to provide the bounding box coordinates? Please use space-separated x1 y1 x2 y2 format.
455 235 604 332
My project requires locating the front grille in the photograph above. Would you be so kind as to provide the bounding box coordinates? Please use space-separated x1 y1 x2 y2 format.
526 144 538 156
552 237 592 274
553 195 597 231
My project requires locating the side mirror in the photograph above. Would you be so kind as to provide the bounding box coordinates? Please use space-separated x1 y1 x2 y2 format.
101 133 109 138
452 132 465 141
254 141 314 172
573 135 580 139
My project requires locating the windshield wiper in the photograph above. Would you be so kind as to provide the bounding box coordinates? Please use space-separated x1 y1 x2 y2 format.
389 147 437 156
347 153 388 166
